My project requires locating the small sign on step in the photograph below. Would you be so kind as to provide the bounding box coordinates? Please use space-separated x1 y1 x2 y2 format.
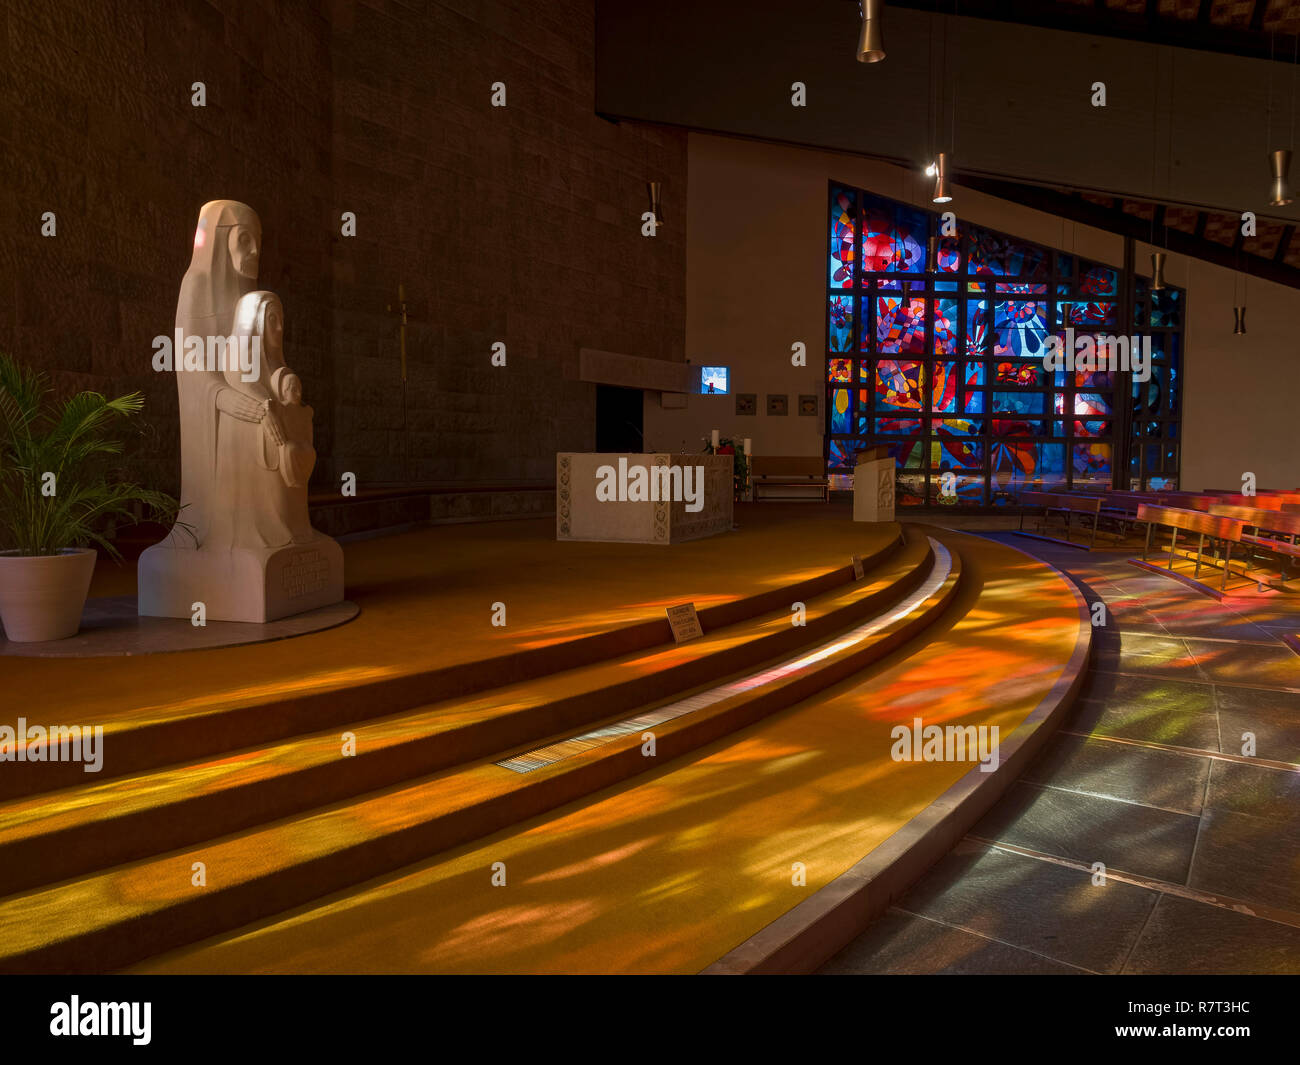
851 554 865 580
666 602 703 643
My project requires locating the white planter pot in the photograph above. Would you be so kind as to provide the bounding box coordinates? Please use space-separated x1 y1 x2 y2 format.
0 548 97 642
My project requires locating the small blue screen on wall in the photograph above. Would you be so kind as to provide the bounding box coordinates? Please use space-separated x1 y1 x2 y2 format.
699 366 729 394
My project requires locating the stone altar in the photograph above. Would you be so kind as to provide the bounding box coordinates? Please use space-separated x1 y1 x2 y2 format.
556 453 734 544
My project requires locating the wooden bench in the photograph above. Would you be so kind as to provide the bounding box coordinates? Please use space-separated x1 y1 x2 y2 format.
1136 504 1247 592
1208 505 1300 583
1016 491 1103 550
1076 491 1162 538
751 455 830 502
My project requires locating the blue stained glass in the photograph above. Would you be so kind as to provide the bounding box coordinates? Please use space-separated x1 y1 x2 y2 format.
992 391 1048 415
938 235 961 273
966 224 1048 278
1151 289 1182 327
831 388 851 433
934 299 957 355
994 300 1049 358
966 300 988 357
877 296 927 354
863 197 926 273
1058 302 1117 328
829 186 856 289
1074 392 1113 416
828 296 854 352
1079 264 1118 297
828 438 867 469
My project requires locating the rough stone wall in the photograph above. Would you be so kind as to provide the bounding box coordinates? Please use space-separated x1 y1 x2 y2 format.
0 0 686 493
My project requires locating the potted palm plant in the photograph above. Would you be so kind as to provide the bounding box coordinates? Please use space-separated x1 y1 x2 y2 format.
0 354 184 642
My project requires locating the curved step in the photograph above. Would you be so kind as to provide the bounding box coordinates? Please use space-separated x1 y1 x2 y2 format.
0 529 907 801
0 532 933 896
0 537 961 973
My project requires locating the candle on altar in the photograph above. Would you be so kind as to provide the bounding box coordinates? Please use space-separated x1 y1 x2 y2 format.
743 438 751 456
711 429 720 450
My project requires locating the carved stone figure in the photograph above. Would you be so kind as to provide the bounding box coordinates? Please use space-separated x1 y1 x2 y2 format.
137 202 343 623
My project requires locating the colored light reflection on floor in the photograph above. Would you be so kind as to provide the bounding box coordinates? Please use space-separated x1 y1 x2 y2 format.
131 528 1086 975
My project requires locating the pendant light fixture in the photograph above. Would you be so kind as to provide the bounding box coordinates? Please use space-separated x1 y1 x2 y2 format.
646 182 664 228
1266 32 1295 207
931 152 952 203
1270 148 1293 207
1233 251 1247 335
925 10 956 205
857 0 885 64
1150 251 1167 291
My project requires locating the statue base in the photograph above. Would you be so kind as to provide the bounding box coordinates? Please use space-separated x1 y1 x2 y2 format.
137 535 344 623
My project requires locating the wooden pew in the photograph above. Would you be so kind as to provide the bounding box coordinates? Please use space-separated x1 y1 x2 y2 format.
1208 504 1300 582
1085 491 1162 538
751 456 830 502
1016 491 1103 550
1136 504 1247 592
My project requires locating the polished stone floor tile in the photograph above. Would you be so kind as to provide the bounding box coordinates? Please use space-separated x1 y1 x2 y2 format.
972 781 1200 884
1066 701 1220 751
1021 734 1209 815
1205 759 1300 823
898 841 1158 973
1077 671 1215 714
1123 894 1300 974
1190 808 1300 913
1092 632 1191 657
1148 610 1277 643
819 907 1082 975
1092 647 1206 682
1185 640 1300 688
1215 687 1300 764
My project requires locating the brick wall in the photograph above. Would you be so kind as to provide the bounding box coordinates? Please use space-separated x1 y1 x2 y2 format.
0 0 686 494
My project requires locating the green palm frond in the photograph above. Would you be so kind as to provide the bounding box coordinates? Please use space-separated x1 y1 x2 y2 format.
0 352 185 559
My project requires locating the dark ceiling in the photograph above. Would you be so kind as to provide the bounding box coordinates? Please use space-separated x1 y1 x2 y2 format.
886 1 1300 64
597 0 1300 286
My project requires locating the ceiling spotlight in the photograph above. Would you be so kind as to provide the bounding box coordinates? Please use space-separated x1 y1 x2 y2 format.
1150 252 1167 292
857 0 885 64
931 152 952 204
1269 149 1293 208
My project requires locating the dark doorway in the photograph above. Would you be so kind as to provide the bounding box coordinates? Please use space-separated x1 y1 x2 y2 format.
595 385 644 452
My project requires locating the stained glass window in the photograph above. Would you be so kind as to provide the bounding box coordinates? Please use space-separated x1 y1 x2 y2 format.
825 184 1185 502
